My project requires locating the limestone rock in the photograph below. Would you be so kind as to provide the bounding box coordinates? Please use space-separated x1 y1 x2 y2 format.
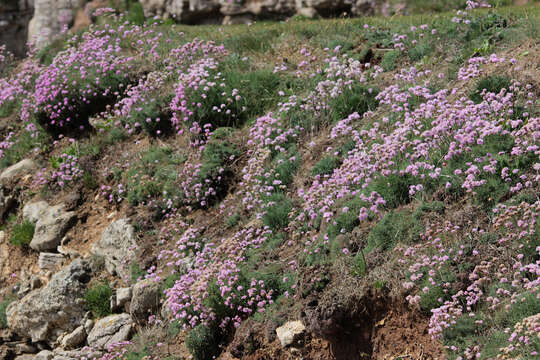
130 280 160 323
6 259 91 346
276 320 306 347
87 314 133 350
23 202 76 252
60 325 86 350
90 219 136 280
0 159 36 183
38 253 65 271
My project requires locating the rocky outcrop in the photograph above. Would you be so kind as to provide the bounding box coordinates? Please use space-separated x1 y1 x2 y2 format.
86 313 133 350
90 219 137 281
130 280 160 323
140 0 380 24
22 201 76 252
6 259 91 346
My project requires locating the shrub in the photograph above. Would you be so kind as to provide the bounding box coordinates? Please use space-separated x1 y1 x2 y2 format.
84 283 113 319
185 324 221 360
367 210 422 252
312 156 340 176
10 220 35 247
262 193 293 231
469 75 511 103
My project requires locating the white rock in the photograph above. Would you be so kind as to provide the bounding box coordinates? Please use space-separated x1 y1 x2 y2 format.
276 320 306 347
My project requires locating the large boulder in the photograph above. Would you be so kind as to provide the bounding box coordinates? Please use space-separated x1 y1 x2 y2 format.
90 219 137 281
23 201 76 252
86 314 133 350
130 280 160 324
6 259 91 346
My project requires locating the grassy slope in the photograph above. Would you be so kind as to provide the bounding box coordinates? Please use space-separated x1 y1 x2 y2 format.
0 2 539 360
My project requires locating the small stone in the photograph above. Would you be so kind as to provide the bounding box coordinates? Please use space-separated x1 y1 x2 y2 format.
276 321 306 347
61 325 86 350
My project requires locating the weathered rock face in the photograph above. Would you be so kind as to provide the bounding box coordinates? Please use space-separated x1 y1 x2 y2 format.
0 1 33 58
28 0 83 49
90 219 137 281
6 259 91 346
140 0 379 23
86 313 133 350
22 201 76 252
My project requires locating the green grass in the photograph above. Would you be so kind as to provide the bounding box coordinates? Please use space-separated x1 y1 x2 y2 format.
312 156 341 176
10 220 35 247
262 193 293 231
84 283 113 319
367 209 423 252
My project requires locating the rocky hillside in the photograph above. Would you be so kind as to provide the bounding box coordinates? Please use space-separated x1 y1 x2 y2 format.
0 0 539 359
